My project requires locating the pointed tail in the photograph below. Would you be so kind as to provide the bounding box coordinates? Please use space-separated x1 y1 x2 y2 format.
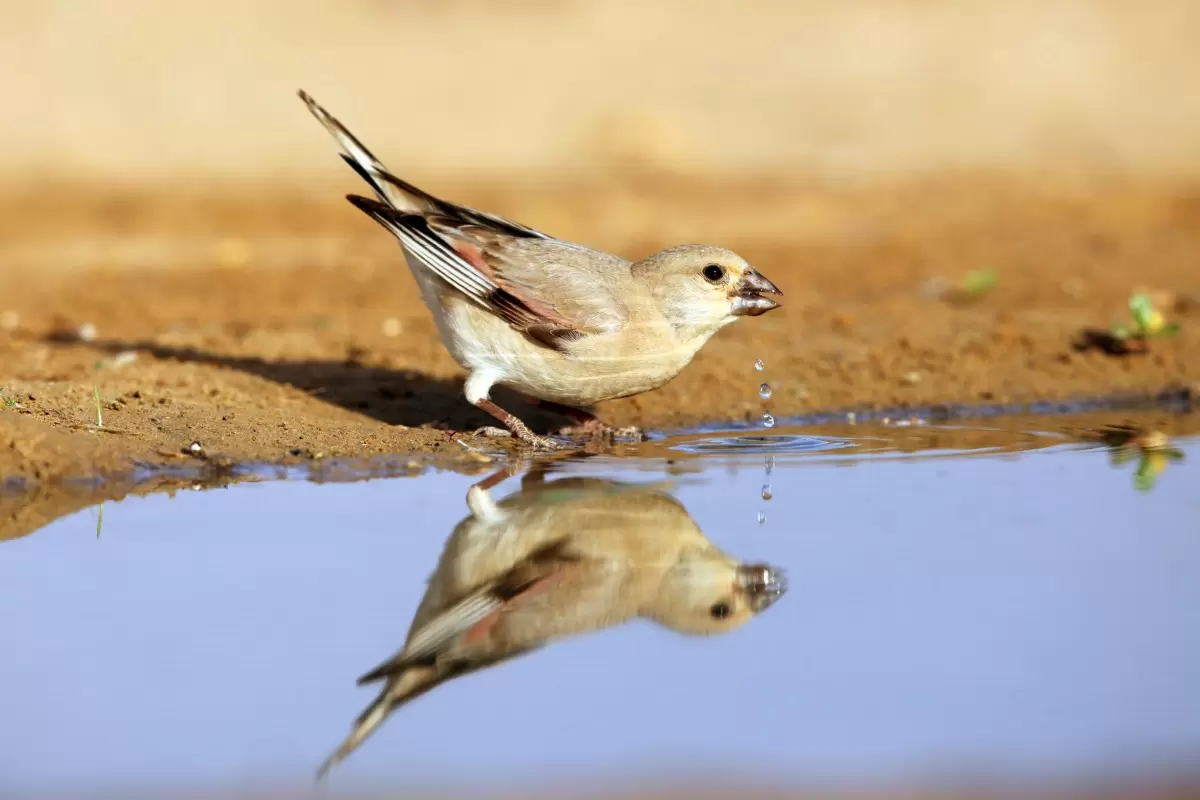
314 663 448 781
315 689 394 781
297 89 438 215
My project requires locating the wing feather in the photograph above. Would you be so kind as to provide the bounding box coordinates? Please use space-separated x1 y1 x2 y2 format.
347 196 622 347
300 91 627 349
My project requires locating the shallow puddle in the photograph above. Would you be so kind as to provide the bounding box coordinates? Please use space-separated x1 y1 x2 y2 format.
3 414 1200 798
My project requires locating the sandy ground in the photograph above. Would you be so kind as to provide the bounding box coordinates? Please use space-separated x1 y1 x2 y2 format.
2 172 1198 491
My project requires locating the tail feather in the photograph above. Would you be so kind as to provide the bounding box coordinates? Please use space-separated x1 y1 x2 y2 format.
315 690 393 781
314 664 449 781
297 89 433 214
297 88 551 241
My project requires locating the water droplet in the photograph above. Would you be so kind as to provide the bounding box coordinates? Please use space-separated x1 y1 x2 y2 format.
761 484 773 501
764 455 775 476
754 359 765 371
757 512 767 525
762 412 775 428
759 383 772 400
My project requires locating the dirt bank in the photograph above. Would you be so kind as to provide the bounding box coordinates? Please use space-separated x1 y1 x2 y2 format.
2 173 1199 485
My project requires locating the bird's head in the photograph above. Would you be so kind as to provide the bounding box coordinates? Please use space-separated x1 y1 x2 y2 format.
646 546 788 636
635 244 783 339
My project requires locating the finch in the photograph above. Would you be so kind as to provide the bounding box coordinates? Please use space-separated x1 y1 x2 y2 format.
299 90 783 449
315 466 786 778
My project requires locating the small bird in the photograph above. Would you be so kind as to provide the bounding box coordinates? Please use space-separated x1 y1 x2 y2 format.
298 90 783 449
315 465 787 779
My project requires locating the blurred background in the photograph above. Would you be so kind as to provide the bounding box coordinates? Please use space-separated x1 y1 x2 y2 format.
3 0 1200 185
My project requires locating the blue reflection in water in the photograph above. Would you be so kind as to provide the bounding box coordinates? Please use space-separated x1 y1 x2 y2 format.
1 434 1199 795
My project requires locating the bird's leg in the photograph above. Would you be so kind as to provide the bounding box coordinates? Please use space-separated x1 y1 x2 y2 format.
533 399 644 441
474 399 561 450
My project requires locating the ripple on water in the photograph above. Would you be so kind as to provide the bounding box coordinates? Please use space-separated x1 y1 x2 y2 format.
670 432 853 455
637 420 1077 467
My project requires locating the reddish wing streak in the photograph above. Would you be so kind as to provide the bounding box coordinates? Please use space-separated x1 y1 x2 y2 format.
450 240 580 331
461 562 581 648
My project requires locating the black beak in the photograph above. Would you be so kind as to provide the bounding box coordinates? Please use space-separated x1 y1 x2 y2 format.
736 563 788 613
732 268 783 317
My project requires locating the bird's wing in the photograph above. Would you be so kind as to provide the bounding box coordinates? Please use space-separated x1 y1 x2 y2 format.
348 196 628 350
356 540 581 686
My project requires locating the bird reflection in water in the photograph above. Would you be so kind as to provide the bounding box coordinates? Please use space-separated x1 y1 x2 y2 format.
317 461 787 778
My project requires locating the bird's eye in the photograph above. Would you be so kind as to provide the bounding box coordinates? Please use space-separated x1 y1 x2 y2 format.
709 601 731 619
702 264 725 282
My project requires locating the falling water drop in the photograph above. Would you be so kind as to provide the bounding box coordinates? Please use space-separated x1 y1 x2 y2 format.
754 359 765 371
762 412 775 428
761 484 773 501
757 512 767 525
765 455 775 476
759 382 773 400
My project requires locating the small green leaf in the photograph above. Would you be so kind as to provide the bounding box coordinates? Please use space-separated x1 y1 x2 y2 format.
1129 294 1155 333
1133 456 1157 492
961 269 998 295
93 385 103 428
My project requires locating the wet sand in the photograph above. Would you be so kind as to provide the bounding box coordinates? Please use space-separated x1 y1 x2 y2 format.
1 173 1198 487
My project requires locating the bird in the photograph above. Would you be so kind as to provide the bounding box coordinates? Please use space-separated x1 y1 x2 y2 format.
297 90 783 449
314 464 787 779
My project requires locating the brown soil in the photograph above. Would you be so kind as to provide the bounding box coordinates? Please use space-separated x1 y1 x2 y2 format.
2 173 1199 489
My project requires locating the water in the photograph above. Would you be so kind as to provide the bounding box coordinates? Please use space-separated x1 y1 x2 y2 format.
3 414 1200 798
759 383 773 400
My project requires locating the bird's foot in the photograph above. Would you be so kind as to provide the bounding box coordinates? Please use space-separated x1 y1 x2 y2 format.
531 399 644 443
506 419 563 450
555 418 645 442
611 425 646 441
473 426 513 439
473 400 563 451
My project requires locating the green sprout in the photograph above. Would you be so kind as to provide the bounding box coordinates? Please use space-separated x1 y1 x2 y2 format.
92 385 103 428
1111 294 1180 341
960 269 998 296
1 387 16 410
1104 428 1185 492
1125 447 1185 492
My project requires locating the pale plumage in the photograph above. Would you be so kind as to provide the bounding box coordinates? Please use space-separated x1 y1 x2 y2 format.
314 466 787 779
299 90 783 448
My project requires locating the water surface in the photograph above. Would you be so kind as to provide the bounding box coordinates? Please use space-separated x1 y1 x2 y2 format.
3 416 1199 797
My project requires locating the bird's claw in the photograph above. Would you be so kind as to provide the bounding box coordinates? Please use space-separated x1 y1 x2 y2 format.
555 420 645 443
475 424 563 451
474 426 513 439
